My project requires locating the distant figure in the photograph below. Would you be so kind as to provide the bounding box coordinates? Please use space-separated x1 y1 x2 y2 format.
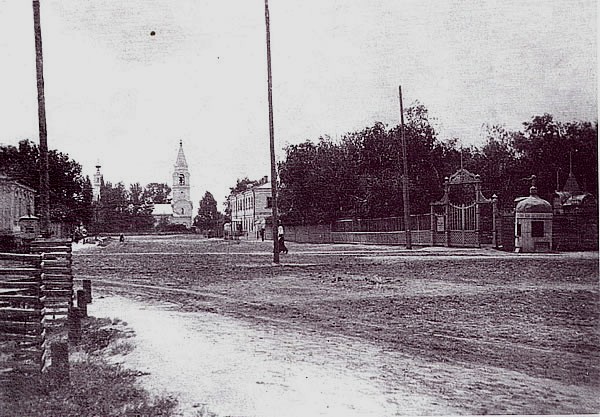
119 233 125 243
260 227 265 242
278 222 288 254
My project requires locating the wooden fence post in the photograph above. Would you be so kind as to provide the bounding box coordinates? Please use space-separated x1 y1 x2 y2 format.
76 290 87 317
43 340 69 389
68 307 81 345
82 279 92 303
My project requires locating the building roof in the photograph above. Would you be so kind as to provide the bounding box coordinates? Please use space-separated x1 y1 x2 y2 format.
174 141 188 168
516 187 552 213
228 176 272 198
256 181 272 190
152 204 173 216
562 172 581 194
563 192 595 207
0 174 37 193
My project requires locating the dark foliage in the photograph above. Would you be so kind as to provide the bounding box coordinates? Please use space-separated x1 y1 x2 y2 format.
0 139 93 227
277 109 598 224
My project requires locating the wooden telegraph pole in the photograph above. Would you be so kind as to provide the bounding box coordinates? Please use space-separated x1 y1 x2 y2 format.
399 85 412 249
32 0 51 237
264 0 279 263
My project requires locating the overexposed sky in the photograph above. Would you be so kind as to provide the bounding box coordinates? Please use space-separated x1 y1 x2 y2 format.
0 0 596 207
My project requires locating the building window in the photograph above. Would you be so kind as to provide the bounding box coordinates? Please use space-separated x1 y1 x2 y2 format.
531 221 545 238
267 197 272 208
516 223 521 237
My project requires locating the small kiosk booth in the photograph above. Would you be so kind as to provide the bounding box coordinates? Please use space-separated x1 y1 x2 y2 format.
19 214 40 241
515 185 553 253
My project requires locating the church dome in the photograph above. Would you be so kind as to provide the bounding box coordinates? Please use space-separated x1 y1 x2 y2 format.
516 186 552 213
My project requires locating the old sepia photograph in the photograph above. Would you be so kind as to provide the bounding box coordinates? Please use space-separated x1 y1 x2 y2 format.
0 0 597 416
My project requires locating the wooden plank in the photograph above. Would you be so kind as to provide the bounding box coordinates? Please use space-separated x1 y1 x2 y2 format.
0 253 42 262
41 283 72 290
41 269 72 276
39 252 72 260
41 260 70 267
0 288 25 295
43 298 71 309
41 291 71 298
31 238 72 244
33 247 72 254
41 273 72 281
41 290 72 298
42 307 69 315
0 295 39 303
0 267 41 276
0 332 43 343
32 241 72 246
40 259 72 268
0 307 41 314
41 266 71 272
0 281 40 289
42 315 68 323
0 276 41 283
0 308 41 320
0 321 43 333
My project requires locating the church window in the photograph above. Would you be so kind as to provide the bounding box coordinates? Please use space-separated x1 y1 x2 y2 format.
181 207 185 215
179 174 185 185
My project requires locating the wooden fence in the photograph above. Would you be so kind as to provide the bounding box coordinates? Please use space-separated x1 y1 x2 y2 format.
0 252 44 376
0 239 75 386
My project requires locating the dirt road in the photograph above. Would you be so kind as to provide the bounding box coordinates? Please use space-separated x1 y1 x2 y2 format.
74 235 599 416
90 295 461 416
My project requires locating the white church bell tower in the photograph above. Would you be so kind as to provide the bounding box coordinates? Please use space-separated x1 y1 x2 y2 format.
171 140 193 227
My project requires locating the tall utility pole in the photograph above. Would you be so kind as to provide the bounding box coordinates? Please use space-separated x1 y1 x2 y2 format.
399 85 412 249
33 0 50 237
264 0 279 263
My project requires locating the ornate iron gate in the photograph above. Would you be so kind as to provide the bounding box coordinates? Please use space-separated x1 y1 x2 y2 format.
431 168 496 247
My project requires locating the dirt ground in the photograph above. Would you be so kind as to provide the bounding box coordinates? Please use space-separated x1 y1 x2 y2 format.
73 235 599 416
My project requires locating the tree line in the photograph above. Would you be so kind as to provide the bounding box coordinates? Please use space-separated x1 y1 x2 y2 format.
0 140 93 227
93 182 172 233
277 106 598 225
0 140 178 234
3 105 597 234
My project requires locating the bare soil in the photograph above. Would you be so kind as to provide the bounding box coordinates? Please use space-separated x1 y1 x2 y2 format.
74 235 599 416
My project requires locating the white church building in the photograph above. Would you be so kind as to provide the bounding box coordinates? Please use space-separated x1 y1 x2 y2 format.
152 141 194 228
92 141 194 229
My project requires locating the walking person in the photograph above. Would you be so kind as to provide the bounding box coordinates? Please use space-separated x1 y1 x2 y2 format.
260 227 265 242
278 222 288 254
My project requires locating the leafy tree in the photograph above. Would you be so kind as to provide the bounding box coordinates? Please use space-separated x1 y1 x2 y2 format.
278 105 444 223
142 182 171 204
0 139 93 227
94 182 129 232
194 191 222 235
277 107 597 222
229 177 258 194
92 181 156 233
511 114 598 200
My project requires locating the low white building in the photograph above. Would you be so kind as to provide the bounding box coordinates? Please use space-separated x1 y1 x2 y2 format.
0 174 36 235
228 177 272 238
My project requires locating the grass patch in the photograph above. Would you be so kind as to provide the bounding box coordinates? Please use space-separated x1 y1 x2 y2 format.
0 316 177 417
